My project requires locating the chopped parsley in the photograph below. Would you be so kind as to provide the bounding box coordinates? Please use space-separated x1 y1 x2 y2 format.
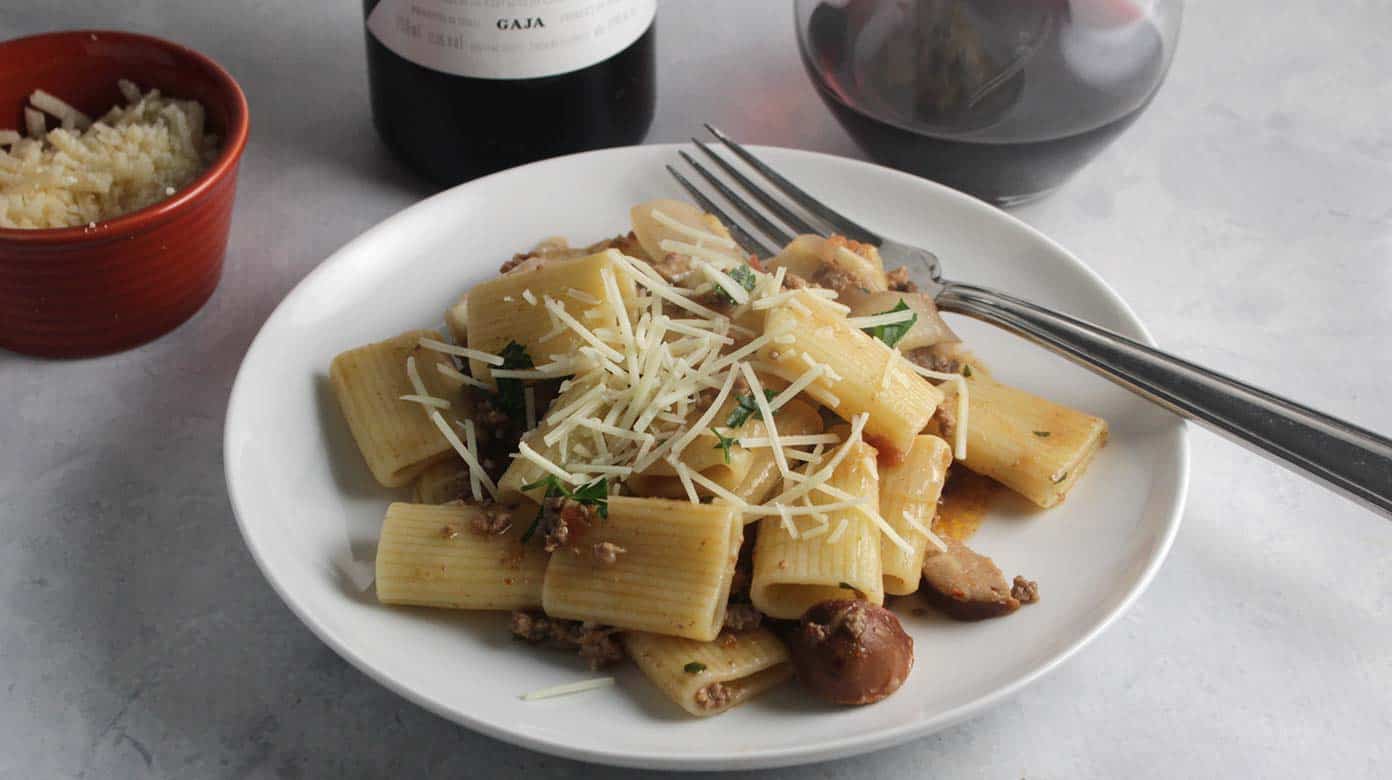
683 661 707 674
1051 471 1068 484
962 365 973 378
725 389 779 428
862 299 917 349
710 427 739 464
714 264 758 305
518 475 610 543
492 341 533 420
1033 431 1051 438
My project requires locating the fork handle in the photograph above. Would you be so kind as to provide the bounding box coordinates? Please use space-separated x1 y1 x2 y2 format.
936 281 1392 518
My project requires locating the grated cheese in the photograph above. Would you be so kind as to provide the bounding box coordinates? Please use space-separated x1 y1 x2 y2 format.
462 419 482 501
418 337 504 366
521 288 538 305
4 84 219 229
740 364 790 477
517 441 583 485
431 411 497 500
565 287 599 304
768 363 825 411
398 393 450 410
737 433 841 448
650 207 737 248
521 677 615 701
668 455 702 504
436 362 491 391
909 364 970 461
776 503 798 538
694 259 751 304
751 287 840 310
845 309 917 330
672 459 749 508
661 238 742 269
826 518 850 544
659 366 739 465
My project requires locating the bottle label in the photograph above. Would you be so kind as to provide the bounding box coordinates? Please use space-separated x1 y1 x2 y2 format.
366 0 655 80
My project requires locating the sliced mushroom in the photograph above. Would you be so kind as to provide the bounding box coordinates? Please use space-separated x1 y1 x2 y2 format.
920 537 1020 620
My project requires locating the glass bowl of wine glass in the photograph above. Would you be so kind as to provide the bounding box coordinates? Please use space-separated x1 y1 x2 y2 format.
795 0 1183 206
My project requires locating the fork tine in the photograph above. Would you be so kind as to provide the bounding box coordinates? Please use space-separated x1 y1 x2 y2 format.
678 148 795 249
666 165 778 258
689 140 818 240
704 124 883 246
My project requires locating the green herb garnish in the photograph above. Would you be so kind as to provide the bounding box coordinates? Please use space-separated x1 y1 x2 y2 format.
492 341 533 420
1051 471 1068 484
710 427 739 464
569 478 611 519
838 581 866 599
862 299 917 349
518 475 610 543
714 264 758 305
1033 431 1051 438
683 661 707 674
962 365 973 378
725 389 779 428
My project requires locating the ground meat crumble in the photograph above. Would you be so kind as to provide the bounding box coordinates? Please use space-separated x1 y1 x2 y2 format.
510 610 625 669
1011 576 1040 604
782 272 809 290
886 265 918 292
694 682 732 711
652 251 694 284
591 541 626 565
812 265 867 298
722 604 763 632
469 504 513 536
541 497 597 553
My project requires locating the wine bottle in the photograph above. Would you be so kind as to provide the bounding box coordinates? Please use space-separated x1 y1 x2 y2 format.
363 0 657 186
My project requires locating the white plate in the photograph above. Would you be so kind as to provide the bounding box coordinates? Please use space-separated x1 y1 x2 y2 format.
225 145 1188 771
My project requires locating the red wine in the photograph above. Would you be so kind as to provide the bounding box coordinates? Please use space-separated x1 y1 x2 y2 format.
364 0 656 186
799 0 1174 205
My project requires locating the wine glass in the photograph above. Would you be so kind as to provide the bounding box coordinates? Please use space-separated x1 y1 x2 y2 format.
795 0 1183 206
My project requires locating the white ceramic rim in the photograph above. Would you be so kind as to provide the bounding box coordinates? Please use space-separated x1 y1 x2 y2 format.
225 144 1189 771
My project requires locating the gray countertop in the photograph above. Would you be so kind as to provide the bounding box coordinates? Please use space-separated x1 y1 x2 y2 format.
2 1 1389 777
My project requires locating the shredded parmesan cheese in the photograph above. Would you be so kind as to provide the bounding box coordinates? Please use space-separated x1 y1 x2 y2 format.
909 364 970 460
398 394 450 409
845 309 917 330
436 362 490 391
521 677 615 701
3 83 220 229
418 337 504 366
518 441 582 485
826 518 850 544
650 207 737 248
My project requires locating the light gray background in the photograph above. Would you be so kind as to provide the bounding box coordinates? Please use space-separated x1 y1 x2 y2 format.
2 1 1389 778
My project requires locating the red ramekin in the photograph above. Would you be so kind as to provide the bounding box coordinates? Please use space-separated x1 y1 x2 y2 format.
0 30 250 357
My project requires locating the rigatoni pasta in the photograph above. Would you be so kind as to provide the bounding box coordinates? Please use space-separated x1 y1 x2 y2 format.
542 497 742 641
955 372 1108 508
375 502 547 610
465 250 637 383
758 291 942 458
330 329 461 487
750 439 884 619
624 629 792 716
879 434 952 595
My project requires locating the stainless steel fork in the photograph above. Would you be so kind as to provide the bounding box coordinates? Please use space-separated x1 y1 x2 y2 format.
670 125 1392 519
